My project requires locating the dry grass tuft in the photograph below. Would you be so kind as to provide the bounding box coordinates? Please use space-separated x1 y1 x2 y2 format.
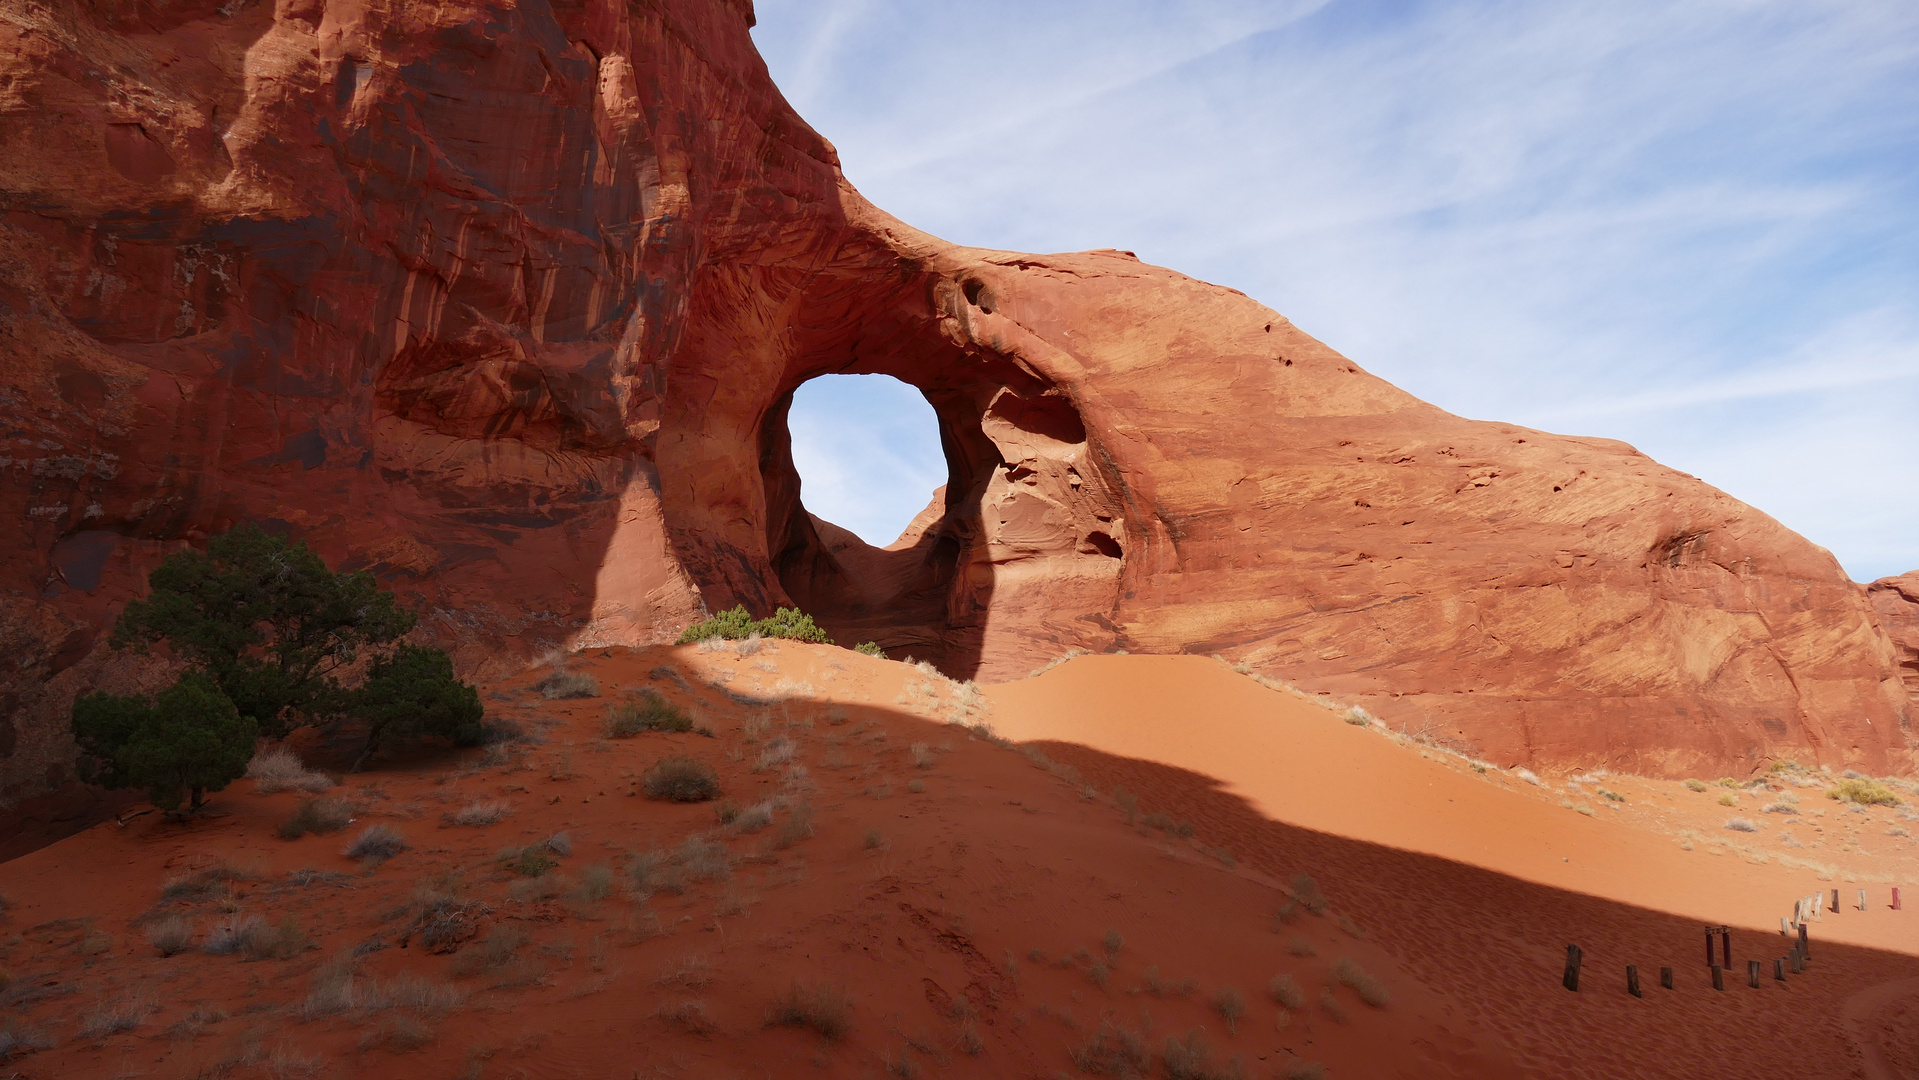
1332 957 1389 1007
279 797 354 839
146 914 195 956
1210 986 1247 1033
771 802 816 850
1070 1021 1147 1075
604 689 695 736
359 1014 434 1052
644 756 721 802
1267 973 1306 1010
537 671 599 699
247 747 334 793
345 824 408 863
657 998 716 1035
0 1018 54 1059
450 925 528 979
1163 1028 1242 1080
655 954 714 990
445 800 510 827
161 860 257 901
79 994 155 1038
768 981 852 1041
1290 873 1328 915
1287 935 1316 957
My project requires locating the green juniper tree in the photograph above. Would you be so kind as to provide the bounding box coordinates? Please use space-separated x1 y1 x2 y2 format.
111 524 416 738
72 525 483 808
350 643 484 771
71 671 257 812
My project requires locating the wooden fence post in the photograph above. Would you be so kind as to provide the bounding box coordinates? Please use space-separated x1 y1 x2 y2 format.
1858 889 1868 911
1722 929 1732 969
1747 960 1761 988
1774 958 1786 982
1660 966 1674 990
1789 947 1803 973
1798 923 1810 963
1564 944 1582 992
1832 888 1841 913
1627 965 1641 997
1711 965 1725 991
1895 886 1902 911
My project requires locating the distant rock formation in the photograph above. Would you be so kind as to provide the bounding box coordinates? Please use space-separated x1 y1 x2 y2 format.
0 0 1909 800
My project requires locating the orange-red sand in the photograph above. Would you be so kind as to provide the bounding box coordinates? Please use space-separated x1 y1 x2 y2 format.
0 646 1914 1078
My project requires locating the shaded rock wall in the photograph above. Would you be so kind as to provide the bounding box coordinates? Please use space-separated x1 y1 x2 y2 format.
0 0 1911 801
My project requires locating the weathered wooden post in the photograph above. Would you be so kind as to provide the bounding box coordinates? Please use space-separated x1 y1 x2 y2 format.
1721 928 1732 969
1832 888 1841 913
1798 922 1810 964
1711 965 1725 991
1660 966 1674 990
1627 965 1641 997
1564 944 1583 992
1895 887 1902 911
1774 958 1786 982
1747 960 1761 988
1789 947 1803 973
1858 888 1868 912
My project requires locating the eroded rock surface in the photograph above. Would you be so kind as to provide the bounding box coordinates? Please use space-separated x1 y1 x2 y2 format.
0 0 1911 799
1869 574 1919 711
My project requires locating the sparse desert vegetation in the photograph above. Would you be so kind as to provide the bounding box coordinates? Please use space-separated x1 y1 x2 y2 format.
604 690 696 736
768 981 852 1041
644 756 722 802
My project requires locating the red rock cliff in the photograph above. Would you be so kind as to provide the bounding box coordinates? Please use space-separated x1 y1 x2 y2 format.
1 0 1911 800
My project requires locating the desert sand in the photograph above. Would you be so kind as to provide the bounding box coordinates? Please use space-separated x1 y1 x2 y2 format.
1 644 1913 1078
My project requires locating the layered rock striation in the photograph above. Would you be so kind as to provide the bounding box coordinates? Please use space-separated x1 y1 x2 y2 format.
1 0 1911 800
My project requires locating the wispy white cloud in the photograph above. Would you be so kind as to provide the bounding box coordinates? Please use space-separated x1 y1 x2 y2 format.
752 0 1919 580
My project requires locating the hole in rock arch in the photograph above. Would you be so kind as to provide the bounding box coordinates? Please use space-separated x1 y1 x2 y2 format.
786 375 948 548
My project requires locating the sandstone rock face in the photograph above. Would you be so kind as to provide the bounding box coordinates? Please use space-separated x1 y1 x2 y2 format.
1868 573 1919 711
0 0 1910 801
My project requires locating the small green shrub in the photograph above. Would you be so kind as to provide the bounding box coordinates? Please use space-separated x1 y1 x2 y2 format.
503 846 557 878
604 691 694 737
1829 778 1901 806
643 757 720 802
1683 779 1709 792
1717 793 1738 807
679 605 833 645
854 642 888 658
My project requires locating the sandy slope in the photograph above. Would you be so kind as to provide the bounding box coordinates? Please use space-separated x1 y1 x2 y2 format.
0 645 1512 1080
0 646 1914 1079
990 654 1919 1077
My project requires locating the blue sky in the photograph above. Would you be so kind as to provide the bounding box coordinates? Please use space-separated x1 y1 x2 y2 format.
759 1 1919 581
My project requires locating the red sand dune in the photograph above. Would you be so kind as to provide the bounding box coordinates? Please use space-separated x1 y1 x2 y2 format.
2 646 1916 1078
